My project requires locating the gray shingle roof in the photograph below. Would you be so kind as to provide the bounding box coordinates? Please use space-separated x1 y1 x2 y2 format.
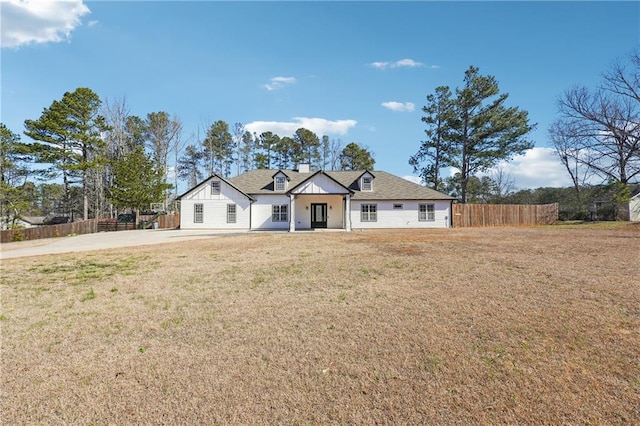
229 169 454 200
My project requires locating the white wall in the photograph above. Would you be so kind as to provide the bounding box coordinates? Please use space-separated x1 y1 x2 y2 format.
180 178 251 229
293 194 344 229
350 200 451 229
251 194 291 230
630 195 640 222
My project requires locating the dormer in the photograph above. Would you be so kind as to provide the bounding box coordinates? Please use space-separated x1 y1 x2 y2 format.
359 171 375 191
272 170 290 192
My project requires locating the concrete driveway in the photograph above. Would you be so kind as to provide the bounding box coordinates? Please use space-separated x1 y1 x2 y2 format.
0 229 247 260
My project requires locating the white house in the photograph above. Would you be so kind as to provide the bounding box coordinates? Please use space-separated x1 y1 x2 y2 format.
630 192 640 222
177 166 455 231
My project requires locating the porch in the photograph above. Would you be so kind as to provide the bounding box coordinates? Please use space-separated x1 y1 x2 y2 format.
289 194 352 231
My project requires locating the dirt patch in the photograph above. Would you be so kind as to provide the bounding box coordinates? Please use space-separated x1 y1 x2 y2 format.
1 227 638 424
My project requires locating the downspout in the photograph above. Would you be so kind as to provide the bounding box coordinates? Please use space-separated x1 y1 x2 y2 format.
449 200 454 228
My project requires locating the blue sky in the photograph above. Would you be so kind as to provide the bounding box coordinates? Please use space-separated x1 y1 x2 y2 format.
2 1 639 194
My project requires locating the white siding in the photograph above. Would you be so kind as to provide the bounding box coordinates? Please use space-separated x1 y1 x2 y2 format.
251 194 291 230
180 178 251 229
630 194 640 222
291 174 349 195
350 200 451 229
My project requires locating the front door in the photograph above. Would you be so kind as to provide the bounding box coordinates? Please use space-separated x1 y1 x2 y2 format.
310 203 328 229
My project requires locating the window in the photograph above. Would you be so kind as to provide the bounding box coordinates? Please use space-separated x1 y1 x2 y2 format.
361 204 377 222
194 204 203 223
419 203 435 221
227 204 236 223
272 204 288 222
393 203 403 210
211 181 221 195
275 176 286 191
362 176 372 191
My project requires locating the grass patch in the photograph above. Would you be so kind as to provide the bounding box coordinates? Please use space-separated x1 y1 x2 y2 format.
1 227 638 424
80 288 96 302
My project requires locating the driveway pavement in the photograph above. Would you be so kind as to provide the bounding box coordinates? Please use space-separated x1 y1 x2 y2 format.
0 229 246 260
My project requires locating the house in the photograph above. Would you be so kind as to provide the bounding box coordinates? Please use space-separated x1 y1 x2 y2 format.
630 190 640 222
16 216 46 228
177 165 455 231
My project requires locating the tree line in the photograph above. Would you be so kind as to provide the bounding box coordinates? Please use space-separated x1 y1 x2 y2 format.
177 121 374 189
410 50 639 211
0 92 374 228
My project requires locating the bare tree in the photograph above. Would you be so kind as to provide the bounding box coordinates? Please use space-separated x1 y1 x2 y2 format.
549 119 594 198
551 50 640 187
143 112 182 209
233 122 249 176
489 165 516 201
329 138 344 171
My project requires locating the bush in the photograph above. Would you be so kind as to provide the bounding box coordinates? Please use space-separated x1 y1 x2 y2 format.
11 229 23 242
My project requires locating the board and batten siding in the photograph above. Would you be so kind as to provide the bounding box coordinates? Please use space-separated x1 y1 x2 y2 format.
290 173 348 195
350 200 451 229
180 178 250 229
250 194 291 230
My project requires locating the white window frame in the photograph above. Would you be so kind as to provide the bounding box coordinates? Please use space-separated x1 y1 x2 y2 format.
419 203 435 221
227 204 236 223
272 204 288 222
361 176 372 191
275 176 286 191
194 203 204 223
211 181 221 195
361 204 377 222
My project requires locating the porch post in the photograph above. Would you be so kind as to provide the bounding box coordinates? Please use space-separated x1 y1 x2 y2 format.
345 194 352 231
289 194 296 232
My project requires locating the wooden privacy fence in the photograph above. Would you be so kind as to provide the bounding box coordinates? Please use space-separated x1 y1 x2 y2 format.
452 203 559 228
1 219 99 243
158 213 180 229
1 214 181 243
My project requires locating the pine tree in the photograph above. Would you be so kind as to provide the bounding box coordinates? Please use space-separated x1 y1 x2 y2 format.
108 146 172 220
339 142 375 170
24 87 109 219
409 86 455 190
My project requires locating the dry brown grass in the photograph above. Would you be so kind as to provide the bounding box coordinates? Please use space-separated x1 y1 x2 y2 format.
1 226 639 424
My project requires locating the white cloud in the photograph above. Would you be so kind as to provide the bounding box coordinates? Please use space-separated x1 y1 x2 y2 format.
245 117 357 137
87 20 98 27
382 101 415 112
406 147 602 190
369 58 436 70
402 175 423 185
1 0 91 48
489 147 575 189
264 76 296 91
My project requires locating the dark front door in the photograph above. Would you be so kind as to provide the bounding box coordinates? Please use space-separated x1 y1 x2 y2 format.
311 203 328 228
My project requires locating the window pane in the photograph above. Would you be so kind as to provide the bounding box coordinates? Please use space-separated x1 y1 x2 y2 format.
418 204 426 221
194 204 203 223
211 181 220 194
272 204 287 222
362 177 372 191
227 204 236 223
361 204 377 222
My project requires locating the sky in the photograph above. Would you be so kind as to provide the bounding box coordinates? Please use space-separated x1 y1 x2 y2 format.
1 0 639 195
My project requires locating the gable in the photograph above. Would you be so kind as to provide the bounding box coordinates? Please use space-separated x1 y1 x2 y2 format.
178 175 253 202
289 172 351 195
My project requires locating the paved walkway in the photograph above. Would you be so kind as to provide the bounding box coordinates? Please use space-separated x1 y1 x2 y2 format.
0 229 246 260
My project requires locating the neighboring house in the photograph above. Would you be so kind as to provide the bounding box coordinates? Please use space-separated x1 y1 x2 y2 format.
630 190 640 222
7 216 46 229
177 165 454 231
